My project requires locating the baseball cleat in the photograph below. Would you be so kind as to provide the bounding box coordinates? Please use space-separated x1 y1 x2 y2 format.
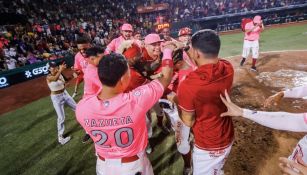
183 167 192 175
58 136 71 145
250 66 257 72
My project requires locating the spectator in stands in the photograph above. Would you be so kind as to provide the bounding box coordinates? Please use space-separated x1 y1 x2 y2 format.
17 53 28 66
0 0 305 71
5 57 17 70
27 52 40 64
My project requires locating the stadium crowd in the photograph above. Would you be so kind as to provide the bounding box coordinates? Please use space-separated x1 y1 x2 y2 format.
0 0 306 71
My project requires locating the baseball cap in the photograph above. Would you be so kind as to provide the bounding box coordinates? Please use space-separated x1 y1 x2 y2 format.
253 15 262 24
144 34 163 45
178 27 192 37
121 23 133 31
123 43 141 60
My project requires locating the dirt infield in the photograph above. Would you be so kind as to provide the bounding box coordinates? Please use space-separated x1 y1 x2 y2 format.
224 50 307 175
0 70 75 115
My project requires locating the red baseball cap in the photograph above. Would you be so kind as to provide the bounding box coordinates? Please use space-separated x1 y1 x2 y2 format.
121 23 133 31
178 27 192 37
123 43 141 60
144 34 163 45
253 15 262 24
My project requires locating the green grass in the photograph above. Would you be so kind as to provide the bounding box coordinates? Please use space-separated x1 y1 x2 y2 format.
0 23 307 175
219 23 307 57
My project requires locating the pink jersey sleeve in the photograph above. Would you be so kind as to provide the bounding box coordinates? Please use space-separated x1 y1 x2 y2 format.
74 53 82 70
131 79 164 110
244 22 261 41
106 38 117 53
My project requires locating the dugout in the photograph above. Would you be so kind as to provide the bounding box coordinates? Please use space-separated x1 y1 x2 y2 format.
170 3 307 36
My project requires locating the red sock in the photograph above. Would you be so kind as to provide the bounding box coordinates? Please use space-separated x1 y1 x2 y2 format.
182 150 192 168
252 58 257 67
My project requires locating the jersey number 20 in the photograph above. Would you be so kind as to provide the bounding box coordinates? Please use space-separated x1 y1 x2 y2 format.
91 127 134 148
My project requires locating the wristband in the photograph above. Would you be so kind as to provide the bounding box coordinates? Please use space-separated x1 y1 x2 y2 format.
162 59 174 68
162 48 173 60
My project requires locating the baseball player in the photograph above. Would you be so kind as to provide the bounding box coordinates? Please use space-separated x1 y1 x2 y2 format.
134 31 142 41
156 27 196 175
160 26 176 42
177 29 234 175
119 40 155 154
83 46 104 98
75 45 175 175
72 36 91 98
105 23 134 54
72 36 91 143
47 61 76 145
117 36 177 153
220 89 307 175
240 15 265 71
177 27 197 71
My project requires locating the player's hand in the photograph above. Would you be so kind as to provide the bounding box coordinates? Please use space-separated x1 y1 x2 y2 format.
149 73 162 80
59 64 67 71
163 41 177 51
220 90 243 117
173 41 185 50
279 156 307 175
264 92 284 108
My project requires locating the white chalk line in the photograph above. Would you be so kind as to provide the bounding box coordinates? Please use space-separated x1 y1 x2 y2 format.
224 49 307 59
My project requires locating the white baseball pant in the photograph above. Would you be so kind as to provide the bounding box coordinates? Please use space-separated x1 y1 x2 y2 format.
159 99 191 155
242 40 259 59
193 143 233 175
50 90 76 137
96 151 154 175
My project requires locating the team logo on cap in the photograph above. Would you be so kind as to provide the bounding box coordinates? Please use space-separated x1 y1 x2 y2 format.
134 91 141 96
103 101 110 107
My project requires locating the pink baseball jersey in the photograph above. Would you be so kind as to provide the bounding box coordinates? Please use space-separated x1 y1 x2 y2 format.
76 80 164 158
74 52 88 72
106 36 126 53
244 22 262 41
83 64 102 98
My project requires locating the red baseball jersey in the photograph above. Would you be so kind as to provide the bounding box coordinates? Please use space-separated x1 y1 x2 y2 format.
177 59 234 150
124 68 149 92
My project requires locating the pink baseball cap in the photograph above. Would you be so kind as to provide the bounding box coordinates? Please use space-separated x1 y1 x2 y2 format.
121 23 133 31
253 15 262 24
144 34 163 45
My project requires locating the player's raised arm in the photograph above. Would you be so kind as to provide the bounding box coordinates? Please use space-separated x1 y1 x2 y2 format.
156 42 177 88
221 90 307 132
47 63 66 82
